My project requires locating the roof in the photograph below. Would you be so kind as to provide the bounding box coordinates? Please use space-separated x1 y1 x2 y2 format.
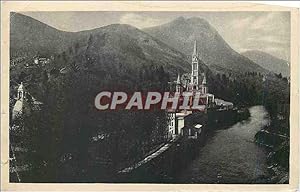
215 98 233 106
176 112 190 118
17 82 24 91
13 100 23 113
28 93 43 105
13 99 30 115
166 109 176 113
31 95 43 105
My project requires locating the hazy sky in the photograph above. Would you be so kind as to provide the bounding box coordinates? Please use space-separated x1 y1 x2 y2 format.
22 11 290 61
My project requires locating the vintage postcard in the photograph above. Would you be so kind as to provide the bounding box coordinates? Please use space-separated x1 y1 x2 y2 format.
1 1 299 191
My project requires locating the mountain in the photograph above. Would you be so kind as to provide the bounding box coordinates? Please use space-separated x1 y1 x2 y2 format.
10 12 80 57
71 24 193 76
10 13 197 78
242 50 290 77
144 17 268 74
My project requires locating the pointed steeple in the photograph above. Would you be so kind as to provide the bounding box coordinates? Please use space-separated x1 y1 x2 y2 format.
202 74 207 85
191 40 199 90
18 82 24 91
176 74 181 84
193 40 198 57
176 74 182 93
201 73 208 94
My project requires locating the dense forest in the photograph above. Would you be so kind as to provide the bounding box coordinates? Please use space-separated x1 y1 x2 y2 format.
10 45 172 182
11 70 290 182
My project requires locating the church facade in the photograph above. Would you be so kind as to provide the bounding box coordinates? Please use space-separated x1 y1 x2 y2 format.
166 38 235 139
167 40 216 139
174 41 215 106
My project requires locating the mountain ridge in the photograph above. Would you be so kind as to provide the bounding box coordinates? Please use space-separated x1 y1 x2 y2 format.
144 17 268 74
10 13 198 78
241 50 290 77
11 13 269 78
10 12 79 57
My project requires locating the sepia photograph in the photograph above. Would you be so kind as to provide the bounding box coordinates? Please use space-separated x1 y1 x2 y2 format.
1 1 299 191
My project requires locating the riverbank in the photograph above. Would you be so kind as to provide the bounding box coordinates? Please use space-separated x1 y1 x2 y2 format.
255 115 289 184
174 106 271 183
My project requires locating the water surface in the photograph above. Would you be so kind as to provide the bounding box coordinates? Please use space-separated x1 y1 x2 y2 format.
176 105 270 183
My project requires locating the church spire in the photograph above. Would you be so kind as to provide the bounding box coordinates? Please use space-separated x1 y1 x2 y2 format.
191 40 199 89
193 40 198 57
176 74 181 84
201 73 208 94
202 74 207 85
176 74 182 93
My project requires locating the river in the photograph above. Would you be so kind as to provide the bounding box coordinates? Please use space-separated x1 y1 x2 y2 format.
175 105 271 183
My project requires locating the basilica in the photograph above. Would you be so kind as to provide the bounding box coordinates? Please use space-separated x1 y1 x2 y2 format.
167 41 219 139
172 40 215 109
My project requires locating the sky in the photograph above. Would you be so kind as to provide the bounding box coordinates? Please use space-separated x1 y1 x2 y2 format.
22 11 290 61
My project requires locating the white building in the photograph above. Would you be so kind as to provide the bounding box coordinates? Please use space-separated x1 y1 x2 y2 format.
12 82 43 121
167 110 176 138
12 83 30 121
176 112 190 135
167 110 191 139
214 98 234 110
34 57 51 66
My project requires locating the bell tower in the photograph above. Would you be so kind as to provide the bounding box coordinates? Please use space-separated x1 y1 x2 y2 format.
176 74 182 93
12 82 27 121
191 40 199 90
17 82 25 100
